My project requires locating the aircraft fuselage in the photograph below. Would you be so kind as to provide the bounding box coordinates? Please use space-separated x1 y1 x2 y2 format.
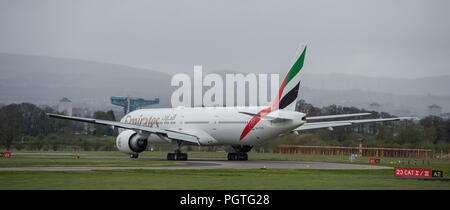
120 107 306 147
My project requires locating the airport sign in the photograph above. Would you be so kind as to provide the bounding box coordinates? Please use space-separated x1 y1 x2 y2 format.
395 168 431 177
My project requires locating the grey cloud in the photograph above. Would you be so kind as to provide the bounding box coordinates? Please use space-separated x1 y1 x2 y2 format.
1 0 449 78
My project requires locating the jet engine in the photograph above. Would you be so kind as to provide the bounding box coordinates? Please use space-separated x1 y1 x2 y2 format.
116 130 148 155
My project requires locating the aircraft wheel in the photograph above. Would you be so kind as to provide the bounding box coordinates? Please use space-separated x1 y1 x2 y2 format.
227 153 235 160
167 153 175 160
228 153 247 161
176 153 188 161
167 153 188 161
228 152 248 160
240 153 248 160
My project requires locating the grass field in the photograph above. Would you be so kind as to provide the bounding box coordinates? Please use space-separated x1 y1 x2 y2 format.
9 150 449 173
1 151 449 190
1 169 449 190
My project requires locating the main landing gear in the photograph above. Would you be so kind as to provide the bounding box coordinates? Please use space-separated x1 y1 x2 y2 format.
130 154 139 159
167 141 188 161
167 152 188 161
227 145 252 161
227 152 248 161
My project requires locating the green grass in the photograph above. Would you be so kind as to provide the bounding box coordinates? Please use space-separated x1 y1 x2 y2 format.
8 151 450 174
1 151 449 190
1 169 449 190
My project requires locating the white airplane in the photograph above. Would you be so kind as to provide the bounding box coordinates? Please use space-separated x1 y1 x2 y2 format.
48 45 414 161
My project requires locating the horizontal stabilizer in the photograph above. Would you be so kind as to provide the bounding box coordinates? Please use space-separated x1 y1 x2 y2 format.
238 111 291 121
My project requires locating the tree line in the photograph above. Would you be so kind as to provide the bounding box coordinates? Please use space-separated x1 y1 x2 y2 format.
253 100 450 153
0 103 116 151
0 102 449 153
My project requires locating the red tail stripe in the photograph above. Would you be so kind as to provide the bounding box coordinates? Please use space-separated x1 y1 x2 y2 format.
272 70 290 109
239 107 272 140
240 67 292 140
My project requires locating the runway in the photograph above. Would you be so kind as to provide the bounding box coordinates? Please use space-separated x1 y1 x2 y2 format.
0 154 393 171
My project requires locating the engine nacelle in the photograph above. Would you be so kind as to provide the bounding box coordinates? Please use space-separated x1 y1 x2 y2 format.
116 130 148 155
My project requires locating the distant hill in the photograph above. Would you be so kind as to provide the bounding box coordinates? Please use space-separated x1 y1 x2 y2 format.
1 53 448 117
0 53 174 110
300 73 450 96
299 86 450 117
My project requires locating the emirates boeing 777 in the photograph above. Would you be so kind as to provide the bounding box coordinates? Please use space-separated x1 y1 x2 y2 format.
48 45 414 160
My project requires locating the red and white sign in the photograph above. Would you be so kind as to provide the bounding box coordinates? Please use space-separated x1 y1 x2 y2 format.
3 152 11 158
395 168 431 178
369 158 380 164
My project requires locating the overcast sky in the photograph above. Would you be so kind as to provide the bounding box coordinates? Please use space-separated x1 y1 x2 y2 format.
1 0 449 78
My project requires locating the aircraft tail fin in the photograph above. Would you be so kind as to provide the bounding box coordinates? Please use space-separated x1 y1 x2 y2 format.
272 44 306 111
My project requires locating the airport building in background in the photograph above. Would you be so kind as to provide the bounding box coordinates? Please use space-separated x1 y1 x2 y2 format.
428 104 442 116
58 97 72 116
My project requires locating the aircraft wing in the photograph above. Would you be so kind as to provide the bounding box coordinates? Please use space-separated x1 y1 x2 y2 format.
305 113 372 120
47 113 200 145
295 117 416 131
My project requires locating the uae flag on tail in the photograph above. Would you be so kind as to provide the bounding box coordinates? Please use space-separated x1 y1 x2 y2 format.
273 45 307 111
